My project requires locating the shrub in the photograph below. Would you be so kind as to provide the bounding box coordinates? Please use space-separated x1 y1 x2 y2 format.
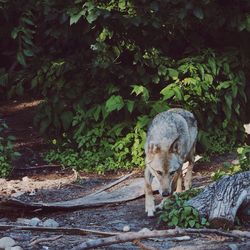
159 189 209 228
0 120 20 177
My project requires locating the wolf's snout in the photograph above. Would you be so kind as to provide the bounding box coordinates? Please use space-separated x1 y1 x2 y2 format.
161 190 169 197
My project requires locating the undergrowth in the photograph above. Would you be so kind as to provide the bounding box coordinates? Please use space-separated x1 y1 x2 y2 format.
159 189 209 228
0 120 20 177
211 145 250 181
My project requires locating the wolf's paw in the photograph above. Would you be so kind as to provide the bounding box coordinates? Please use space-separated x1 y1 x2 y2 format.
145 198 155 217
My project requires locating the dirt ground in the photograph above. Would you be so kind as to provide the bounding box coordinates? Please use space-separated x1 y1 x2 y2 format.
0 100 249 250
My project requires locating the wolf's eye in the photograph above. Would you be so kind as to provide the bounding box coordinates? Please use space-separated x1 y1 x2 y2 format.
156 170 163 176
169 171 175 177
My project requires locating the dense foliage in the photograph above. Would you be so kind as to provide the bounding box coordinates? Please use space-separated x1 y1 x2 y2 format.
1 0 250 172
0 119 20 176
159 188 209 228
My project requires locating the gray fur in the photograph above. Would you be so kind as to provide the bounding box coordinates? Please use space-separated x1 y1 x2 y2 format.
144 108 198 216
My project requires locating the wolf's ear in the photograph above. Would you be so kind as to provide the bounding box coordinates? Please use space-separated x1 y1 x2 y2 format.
148 143 161 154
170 138 179 154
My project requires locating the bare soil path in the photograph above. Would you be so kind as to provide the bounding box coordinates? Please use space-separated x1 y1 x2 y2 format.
0 100 249 250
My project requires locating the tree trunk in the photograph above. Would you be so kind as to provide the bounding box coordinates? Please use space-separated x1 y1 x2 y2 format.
188 171 250 229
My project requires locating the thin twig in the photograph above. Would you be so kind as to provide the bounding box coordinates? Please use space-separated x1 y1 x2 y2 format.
29 235 63 246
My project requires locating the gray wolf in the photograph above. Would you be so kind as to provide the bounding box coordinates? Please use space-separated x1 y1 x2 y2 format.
144 108 198 216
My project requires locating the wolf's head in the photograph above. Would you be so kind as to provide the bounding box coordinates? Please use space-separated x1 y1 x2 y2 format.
145 139 183 196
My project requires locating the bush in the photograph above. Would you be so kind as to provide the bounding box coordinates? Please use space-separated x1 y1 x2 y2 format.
211 145 250 181
0 120 20 177
159 189 209 228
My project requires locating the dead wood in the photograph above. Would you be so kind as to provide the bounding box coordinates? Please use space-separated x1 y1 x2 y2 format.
29 235 63 246
133 240 158 250
0 224 119 236
0 178 148 212
70 228 248 250
188 171 250 229
88 172 133 195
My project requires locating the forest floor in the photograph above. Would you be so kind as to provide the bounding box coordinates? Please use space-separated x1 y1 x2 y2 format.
0 100 249 250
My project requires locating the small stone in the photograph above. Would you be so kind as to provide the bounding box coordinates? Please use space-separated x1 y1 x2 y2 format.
43 219 59 228
11 191 25 198
22 176 29 182
16 218 31 225
0 237 16 249
229 244 238 250
10 246 23 250
139 228 151 233
29 217 41 226
122 225 130 232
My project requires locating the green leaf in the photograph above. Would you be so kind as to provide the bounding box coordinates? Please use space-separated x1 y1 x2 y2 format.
126 100 135 113
93 105 101 121
22 17 35 26
60 111 74 130
17 52 26 66
131 85 149 101
86 11 98 23
105 95 124 114
70 10 85 25
193 7 204 19
160 84 176 100
168 68 179 80
172 216 179 226
217 81 231 90
23 49 34 57
189 219 196 227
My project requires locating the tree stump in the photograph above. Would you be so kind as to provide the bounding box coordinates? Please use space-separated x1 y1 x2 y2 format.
188 171 250 229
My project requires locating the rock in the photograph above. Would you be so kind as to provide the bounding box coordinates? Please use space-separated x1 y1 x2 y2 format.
16 218 31 225
43 219 59 228
10 246 23 250
122 225 130 232
228 244 238 250
29 217 41 226
0 237 16 249
11 191 25 198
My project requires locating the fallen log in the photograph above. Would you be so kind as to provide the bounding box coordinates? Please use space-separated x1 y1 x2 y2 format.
70 228 249 250
188 171 250 229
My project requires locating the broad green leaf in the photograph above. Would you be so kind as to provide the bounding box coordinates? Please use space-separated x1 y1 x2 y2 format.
60 111 74 130
86 11 98 23
189 219 196 227
131 85 149 101
217 81 231 90
208 57 217 75
126 100 135 113
160 84 175 100
225 94 232 110
93 105 101 121
22 17 35 26
23 49 34 57
172 216 179 226
17 52 26 66
105 95 124 113
168 68 179 80
70 10 85 25
193 8 204 19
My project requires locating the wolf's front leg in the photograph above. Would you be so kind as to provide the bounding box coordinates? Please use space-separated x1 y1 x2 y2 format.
144 168 155 217
184 161 193 190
